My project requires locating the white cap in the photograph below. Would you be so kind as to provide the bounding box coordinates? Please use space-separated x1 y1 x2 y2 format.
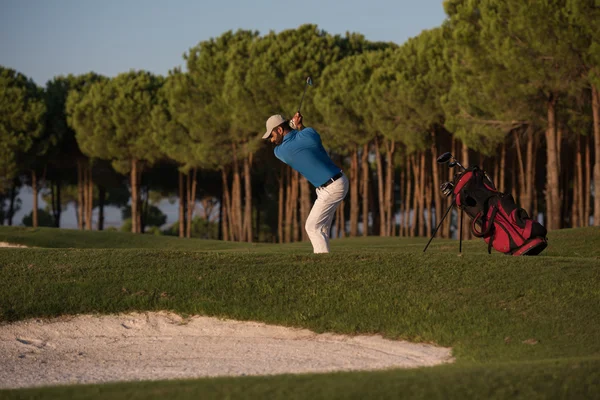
262 114 286 139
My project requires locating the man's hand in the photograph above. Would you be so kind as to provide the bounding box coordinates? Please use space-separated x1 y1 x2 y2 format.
291 112 304 130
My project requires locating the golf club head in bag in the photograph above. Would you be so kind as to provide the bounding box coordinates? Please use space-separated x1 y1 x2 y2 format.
289 76 312 130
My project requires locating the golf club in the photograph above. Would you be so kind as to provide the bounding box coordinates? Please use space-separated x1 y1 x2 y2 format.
298 76 313 113
290 76 312 129
436 152 465 171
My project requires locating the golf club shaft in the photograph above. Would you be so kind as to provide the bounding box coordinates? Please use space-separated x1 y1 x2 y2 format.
298 84 308 112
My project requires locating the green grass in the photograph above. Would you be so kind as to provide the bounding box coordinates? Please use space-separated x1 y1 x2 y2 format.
3 358 600 400
0 225 260 250
0 225 599 399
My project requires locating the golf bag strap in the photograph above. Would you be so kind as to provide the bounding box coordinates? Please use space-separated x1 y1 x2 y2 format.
471 206 498 238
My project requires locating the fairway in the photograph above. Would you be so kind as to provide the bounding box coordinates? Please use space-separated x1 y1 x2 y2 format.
0 226 599 399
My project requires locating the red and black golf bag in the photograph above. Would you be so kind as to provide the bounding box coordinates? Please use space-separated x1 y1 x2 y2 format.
452 166 548 255
424 152 548 256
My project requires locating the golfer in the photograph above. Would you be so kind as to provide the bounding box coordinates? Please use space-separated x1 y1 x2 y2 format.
262 112 348 253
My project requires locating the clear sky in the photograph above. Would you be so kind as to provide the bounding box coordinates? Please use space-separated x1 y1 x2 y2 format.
1 0 447 86
1 0 448 228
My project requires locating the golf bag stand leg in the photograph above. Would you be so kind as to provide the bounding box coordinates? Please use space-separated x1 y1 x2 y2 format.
423 200 456 253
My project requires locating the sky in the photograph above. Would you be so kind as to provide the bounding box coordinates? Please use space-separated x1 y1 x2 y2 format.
1 0 448 228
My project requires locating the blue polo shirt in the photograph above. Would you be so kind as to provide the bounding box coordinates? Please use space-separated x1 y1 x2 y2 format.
274 127 341 187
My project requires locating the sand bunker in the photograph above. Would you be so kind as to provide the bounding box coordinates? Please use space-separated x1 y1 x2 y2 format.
0 312 454 389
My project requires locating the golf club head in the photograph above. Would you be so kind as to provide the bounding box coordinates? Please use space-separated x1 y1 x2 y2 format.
437 152 453 164
440 181 455 197
448 161 457 168
306 76 313 86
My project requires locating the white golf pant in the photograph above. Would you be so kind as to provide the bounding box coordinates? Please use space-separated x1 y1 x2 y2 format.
305 173 349 253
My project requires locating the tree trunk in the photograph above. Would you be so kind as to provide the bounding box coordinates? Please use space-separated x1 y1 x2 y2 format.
292 171 300 242
572 140 580 228
186 172 192 238
405 156 413 237
574 136 583 227
412 152 420 237
563 146 572 228
221 169 231 241
56 179 62 227
96 185 105 230
285 167 293 243
418 151 426 237
138 168 144 233
493 148 500 192
278 164 285 243
545 95 561 230
187 168 198 238
350 146 359 237
514 130 527 210
85 166 93 231
531 135 539 220
374 136 386 236
77 161 83 230
410 154 417 238
140 185 149 234
232 146 243 241
192 168 199 237
399 164 405 237
461 143 472 240
370 167 380 235
339 200 346 238
51 178 61 227
300 177 311 241
431 131 442 232
179 171 186 238
361 142 369 236
425 173 432 238
243 153 253 242
533 188 539 222
50 180 56 227
385 140 396 236
31 170 38 228
83 167 88 230
584 134 592 226
443 139 457 238
130 159 138 233
8 180 17 226
592 85 600 226
524 132 535 216
218 190 223 240
558 126 565 226
254 195 261 242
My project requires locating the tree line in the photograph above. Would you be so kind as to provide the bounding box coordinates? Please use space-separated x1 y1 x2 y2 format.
1 1 599 242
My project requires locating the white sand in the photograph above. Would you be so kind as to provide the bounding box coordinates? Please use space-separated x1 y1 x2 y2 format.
0 242 28 248
0 311 454 389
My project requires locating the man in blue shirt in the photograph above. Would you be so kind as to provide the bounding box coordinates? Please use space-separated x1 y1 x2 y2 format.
262 112 349 253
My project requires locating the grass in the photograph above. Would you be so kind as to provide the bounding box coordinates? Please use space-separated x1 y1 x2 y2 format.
3 358 600 400
0 226 260 251
0 225 599 399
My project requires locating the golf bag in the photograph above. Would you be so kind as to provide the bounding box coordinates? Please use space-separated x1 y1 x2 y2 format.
451 166 548 256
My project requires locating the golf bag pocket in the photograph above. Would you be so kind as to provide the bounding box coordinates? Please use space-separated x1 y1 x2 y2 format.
452 167 548 256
